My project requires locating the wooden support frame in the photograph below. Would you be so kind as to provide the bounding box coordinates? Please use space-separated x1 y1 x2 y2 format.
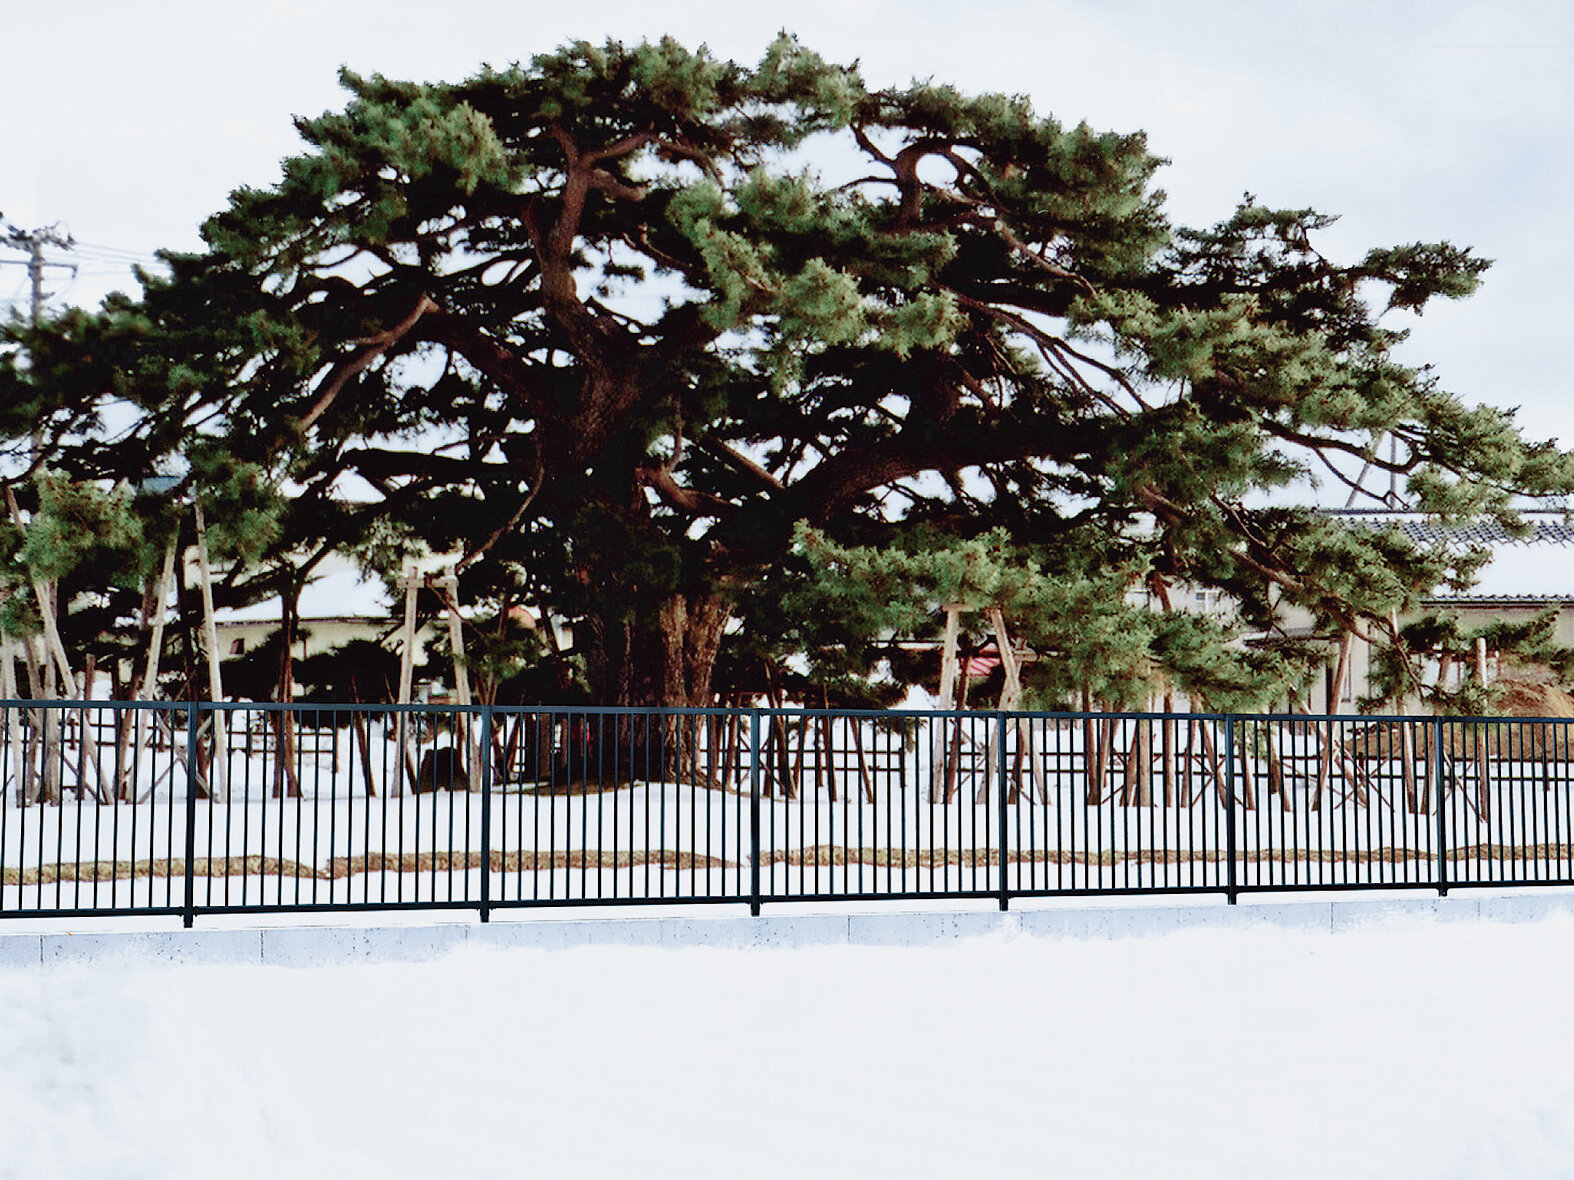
393 565 483 793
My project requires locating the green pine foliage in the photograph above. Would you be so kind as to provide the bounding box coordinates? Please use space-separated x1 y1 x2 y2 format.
791 524 1316 710
1365 610 1574 716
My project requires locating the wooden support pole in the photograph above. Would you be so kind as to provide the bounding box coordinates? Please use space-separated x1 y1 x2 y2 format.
5 487 75 695
979 608 1022 805
437 576 472 708
1329 630 1353 715
850 718 877 804
937 605 961 706
137 539 177 702
119 539 177 802
438 573 482 792
5 486 107 802
191 501 229 802
1197 720 1229 808
988 608 1022 711
1162 695 1177 808
397 565 419 707
1026 718 1047 804
930 605 962 803
393 564 420 796
1 642 24 806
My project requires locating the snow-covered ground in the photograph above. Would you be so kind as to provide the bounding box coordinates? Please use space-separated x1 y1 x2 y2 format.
4 909 1574 1178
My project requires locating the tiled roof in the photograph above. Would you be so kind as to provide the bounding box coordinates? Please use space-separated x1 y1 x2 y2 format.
1336 516 1574 546
1402 521 1574 545
1420 594 1574 605
1322 512 1574 598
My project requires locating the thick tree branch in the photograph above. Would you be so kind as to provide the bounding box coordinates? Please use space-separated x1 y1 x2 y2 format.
417 313 555 421
986 221 1096 297
298 295 438 433
636 463 735 517
340 446 520 484
457 450 546 572
790 416 1100 520
697 437 784 491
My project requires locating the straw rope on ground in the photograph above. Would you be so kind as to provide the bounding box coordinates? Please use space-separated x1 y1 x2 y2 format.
1 849 730 886
7 842 1574 887
757 845 1442 868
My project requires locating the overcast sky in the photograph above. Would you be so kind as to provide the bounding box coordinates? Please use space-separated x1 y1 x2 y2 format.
4 0 1570 443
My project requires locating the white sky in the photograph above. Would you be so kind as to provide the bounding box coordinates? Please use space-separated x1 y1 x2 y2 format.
3 0 1571 441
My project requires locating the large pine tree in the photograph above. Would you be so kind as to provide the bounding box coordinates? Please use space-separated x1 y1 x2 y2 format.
4 35 1570 708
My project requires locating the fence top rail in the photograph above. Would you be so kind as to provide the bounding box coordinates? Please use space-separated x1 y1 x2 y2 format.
2 698 1574 727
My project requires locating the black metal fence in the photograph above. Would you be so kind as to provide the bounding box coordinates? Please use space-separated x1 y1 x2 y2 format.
2 701 1571 924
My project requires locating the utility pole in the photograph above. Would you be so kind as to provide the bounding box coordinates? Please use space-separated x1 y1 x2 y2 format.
0 214 76 326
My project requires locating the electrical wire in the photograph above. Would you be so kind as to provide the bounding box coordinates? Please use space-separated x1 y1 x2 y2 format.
71 240 162 262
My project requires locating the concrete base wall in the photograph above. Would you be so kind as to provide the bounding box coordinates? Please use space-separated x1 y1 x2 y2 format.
4 893 1574 968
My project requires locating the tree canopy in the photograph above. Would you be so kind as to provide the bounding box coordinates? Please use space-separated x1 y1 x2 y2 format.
2 34 1570 709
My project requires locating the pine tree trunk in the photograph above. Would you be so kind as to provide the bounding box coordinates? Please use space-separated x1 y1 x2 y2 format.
587 591 730 785
273 577 301 799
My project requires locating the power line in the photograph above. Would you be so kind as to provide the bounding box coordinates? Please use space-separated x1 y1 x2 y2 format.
71 241 165 267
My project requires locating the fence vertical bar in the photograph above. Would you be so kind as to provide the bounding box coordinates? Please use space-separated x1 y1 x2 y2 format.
1224 714 1238 905
997 710 1010 911
182 702 199 928
749 710 762 917
1435 716 1449 897
478 704 494 922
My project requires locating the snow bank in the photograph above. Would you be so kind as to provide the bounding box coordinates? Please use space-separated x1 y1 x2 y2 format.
4 912 1574 1178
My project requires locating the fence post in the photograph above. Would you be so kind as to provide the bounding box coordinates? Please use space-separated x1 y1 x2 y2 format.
182 702 200 928
1224 714 1238 905
1434 716 1449 897
478 704 494 923
749 709 762 917
997 710 1009 911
